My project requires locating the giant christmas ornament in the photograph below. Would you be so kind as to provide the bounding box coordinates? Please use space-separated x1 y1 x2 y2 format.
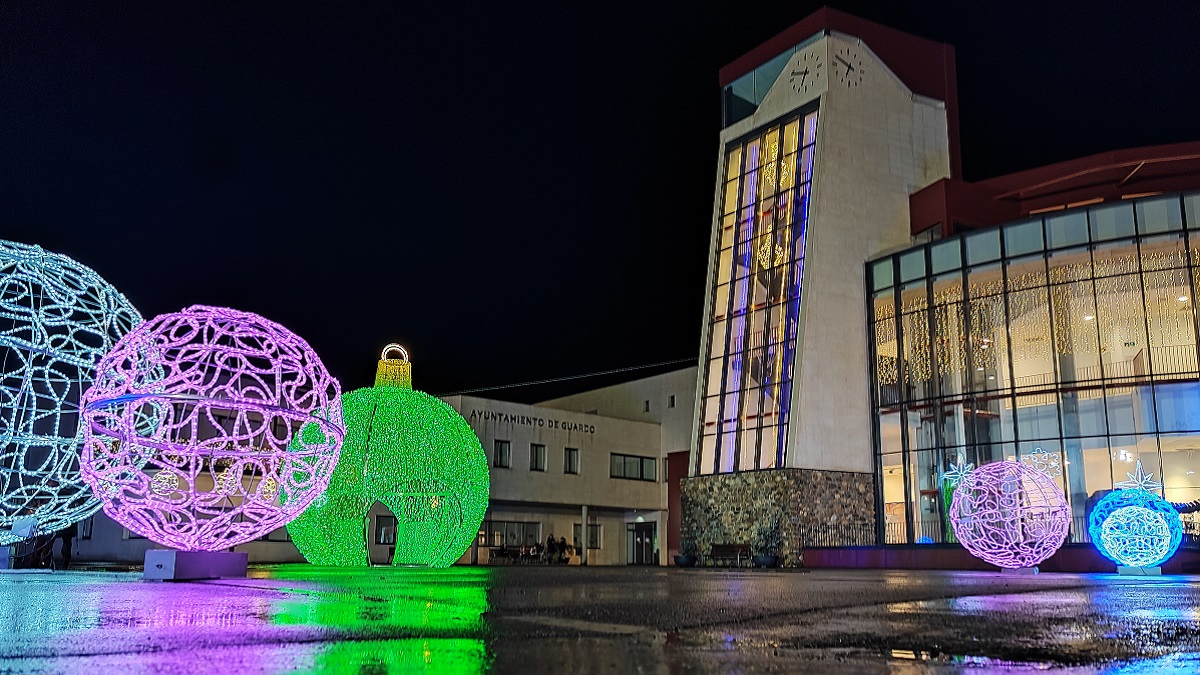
1089 476 1182 568
0 239 141 545
79 305 343 551
949 460 1069 569
289 345 489 568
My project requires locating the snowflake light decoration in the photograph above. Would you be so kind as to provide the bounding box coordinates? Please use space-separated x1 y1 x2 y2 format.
1114 459 1163 492
949 460 1070 569
289 345 489 568
79 305 343 551
1020 446 1061 478
942 453 974 485
1088 489 1182 568
0 239 141 545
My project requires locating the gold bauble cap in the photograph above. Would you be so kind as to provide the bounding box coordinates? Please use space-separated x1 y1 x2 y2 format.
375 343 412 389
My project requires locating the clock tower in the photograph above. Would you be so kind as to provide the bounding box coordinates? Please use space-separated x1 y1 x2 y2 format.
684 9 958 557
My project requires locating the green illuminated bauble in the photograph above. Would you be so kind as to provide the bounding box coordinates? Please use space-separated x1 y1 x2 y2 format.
289 346 489 567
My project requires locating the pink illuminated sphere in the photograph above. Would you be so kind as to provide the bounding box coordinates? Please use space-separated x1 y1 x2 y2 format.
79 305 344 552
949 460 1069 569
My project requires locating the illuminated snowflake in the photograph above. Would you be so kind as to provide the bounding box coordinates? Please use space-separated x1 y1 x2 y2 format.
942 453 974 485
1020 446 1061 478
1114 459 1163 491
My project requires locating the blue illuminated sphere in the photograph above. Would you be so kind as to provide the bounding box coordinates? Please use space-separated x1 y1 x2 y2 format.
1088 489 1182 568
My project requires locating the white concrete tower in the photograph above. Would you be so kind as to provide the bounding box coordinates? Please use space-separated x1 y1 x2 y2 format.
685 9 958 555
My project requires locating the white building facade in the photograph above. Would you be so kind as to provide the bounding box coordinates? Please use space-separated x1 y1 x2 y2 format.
72 374 695 567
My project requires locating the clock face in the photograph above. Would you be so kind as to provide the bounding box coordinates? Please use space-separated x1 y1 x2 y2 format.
832 46 865 88
787 51 822 94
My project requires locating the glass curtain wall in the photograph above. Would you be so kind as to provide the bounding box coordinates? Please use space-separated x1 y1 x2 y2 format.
697 107 819 475
870 193 1200 543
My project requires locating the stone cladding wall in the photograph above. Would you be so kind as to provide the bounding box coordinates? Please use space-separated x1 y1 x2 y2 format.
680 469 875 567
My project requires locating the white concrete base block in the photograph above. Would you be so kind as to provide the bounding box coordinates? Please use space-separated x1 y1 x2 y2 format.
1001 566 1039 575
143 549 248 581
1117 566 1162 576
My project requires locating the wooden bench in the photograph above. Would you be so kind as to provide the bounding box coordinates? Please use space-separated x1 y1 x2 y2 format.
706 543 752 567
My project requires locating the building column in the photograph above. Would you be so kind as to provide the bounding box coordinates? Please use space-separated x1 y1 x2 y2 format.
580 504 589 565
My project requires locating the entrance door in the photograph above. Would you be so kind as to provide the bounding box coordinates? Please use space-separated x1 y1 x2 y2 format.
626 522 657 565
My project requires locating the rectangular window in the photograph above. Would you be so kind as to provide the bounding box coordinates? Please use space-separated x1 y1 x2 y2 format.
478 520 541 548
643 400 650 412
529 443 546 471
261 527 292 543
564 447 579 474
375 515 396 545
572 523 602 549
698 107 819 476
79 516 94 540
493 440 511 468
610 452 658 481
669 395 676 408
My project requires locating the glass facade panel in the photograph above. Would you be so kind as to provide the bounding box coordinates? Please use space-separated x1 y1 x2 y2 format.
697 107 818 475
871 259 893 291
965 230 1001 264
1045 210 1089 249
1004 218 1044 257
1090 202 1136 241
867 192 1200 543
1136 195 1183 234
930 239 961 274
1186 193 1200 229
899 250 926 282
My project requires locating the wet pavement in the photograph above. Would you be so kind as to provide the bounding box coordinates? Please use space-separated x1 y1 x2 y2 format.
0 566 1198 673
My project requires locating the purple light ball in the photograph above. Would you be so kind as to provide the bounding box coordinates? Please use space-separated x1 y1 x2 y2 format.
949 460 1069 569
80 305 343 552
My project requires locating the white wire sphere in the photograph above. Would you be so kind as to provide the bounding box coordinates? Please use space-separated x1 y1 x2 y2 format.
0 239 141 545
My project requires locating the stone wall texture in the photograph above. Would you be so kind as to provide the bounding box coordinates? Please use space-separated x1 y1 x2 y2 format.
680 469 876 567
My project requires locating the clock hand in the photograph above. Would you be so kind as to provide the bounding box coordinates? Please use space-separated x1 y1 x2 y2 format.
835 55 855 72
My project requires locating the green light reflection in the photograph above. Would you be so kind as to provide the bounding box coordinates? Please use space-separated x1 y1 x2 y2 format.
262 565 493 675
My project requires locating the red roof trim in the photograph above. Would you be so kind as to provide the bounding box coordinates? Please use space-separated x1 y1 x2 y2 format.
720 7 962 178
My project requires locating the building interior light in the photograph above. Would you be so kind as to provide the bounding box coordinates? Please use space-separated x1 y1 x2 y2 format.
987 375 995 380
1084 315 1095 321
1179 296 1189 303
976 367 985 372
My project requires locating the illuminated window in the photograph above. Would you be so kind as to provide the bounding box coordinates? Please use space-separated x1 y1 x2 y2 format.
697 107 819 475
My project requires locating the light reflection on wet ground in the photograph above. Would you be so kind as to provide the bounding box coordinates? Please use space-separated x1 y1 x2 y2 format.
0 566 1198 673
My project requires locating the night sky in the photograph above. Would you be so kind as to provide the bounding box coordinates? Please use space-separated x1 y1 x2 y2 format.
2 1 1198 401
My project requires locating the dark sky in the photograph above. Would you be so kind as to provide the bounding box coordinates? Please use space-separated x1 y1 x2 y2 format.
2 1 1198 401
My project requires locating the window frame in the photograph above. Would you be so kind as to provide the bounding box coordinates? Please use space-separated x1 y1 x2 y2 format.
572 523 602 549
493 439 511 469
610 452 658 481
564 447 580 475
374 515 397 545
530 443 546 472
